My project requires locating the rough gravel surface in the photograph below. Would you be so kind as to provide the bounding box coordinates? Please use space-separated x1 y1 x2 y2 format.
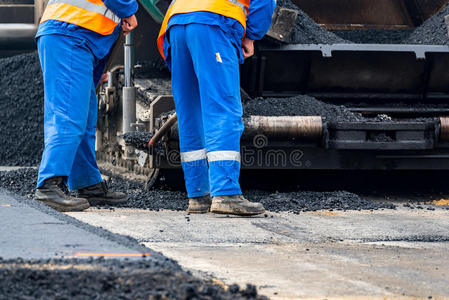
243 96 364 122
0 168 398 213
0 258 263 300
0 52 44 166
0 168 36 199
245 190 396 213
403 4 449 45
276 0 346 44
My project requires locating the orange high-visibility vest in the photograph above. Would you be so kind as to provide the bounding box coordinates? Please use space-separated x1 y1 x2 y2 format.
40 0 121 36
157 0 250 59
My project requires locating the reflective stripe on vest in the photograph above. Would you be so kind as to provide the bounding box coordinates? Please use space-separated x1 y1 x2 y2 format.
41 0 120 35
157 0 250 59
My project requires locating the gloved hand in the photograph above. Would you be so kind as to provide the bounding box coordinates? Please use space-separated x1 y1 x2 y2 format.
122 14 138 35
242 37 255 59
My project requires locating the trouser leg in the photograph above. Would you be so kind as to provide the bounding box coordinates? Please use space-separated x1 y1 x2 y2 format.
186 24 244 196
37 34 95 188
68 84 102 190
169 25 209 197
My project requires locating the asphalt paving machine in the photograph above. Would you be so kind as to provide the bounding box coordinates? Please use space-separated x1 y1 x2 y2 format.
4 0 449 187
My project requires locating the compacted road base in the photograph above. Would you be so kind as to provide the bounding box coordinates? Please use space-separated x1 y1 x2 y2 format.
69 206 449 299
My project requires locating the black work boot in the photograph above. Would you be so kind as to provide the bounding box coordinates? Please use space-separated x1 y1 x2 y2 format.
187 195 212 214
77 182 128 206
210 195 265 216
35 177 90 212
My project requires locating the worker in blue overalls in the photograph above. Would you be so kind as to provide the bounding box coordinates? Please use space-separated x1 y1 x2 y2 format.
157 0 275 215
34 0 138 212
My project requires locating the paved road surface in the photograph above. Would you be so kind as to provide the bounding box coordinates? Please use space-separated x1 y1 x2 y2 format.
0 189 148 259
70 207 449 299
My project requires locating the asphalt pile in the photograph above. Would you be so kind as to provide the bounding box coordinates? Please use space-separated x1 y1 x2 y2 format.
249 190 396 213
0 258 264 300
0 52 44 166
276 0 449 45
0 168 36 199
243 95 364 122
276 0 346 44
404 4 449 45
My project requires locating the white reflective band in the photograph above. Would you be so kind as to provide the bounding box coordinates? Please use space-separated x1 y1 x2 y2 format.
48 0 120 23
181 149 207 163
207 151 241 163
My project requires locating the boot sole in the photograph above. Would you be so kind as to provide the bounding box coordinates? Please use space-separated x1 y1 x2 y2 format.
210 203 265 216
87 197 129 206
37 200 90 212
186 208 210 214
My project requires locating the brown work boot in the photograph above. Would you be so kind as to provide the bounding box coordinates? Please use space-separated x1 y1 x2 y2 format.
35 177 90 212
77 181 128 206
210 195 265 216
187 195 211 214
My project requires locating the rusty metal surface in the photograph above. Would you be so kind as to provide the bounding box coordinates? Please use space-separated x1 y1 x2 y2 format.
244 116 323 139
440 117 449 140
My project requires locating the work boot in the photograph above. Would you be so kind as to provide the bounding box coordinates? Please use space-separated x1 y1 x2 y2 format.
210 195 265 216
77 182 128 206
35 177 90 212
187 195 211 214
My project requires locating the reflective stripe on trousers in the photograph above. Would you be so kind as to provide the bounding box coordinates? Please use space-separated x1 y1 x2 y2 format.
207 151 241 163
182 150 241 164
47 0 120 23
181 149 207 163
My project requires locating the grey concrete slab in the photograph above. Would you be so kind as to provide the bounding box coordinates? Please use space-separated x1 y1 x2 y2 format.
0 190 146 259
69 207 449 299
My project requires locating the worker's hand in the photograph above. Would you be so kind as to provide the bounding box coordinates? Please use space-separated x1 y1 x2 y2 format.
100 73 109 84
122 15 138 35
242 37 255 59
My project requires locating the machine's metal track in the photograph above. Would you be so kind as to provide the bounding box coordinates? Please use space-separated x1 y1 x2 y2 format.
96 151 159 187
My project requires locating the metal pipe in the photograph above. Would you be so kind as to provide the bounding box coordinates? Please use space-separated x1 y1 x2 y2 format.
122 33 136 134
243 116 323 139
124 33 133 88
169 115 323 141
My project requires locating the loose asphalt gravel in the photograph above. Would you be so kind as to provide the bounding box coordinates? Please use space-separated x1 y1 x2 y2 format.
0 52 44 166
403 3 449 45
0 257 264 300
276 0 346 44
123 131 154 151
0 168 398 213
243 95 365 122
277 0 449 46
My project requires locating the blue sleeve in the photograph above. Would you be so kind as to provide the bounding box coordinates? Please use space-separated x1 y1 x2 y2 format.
245 0 276 40
104 0 138 19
